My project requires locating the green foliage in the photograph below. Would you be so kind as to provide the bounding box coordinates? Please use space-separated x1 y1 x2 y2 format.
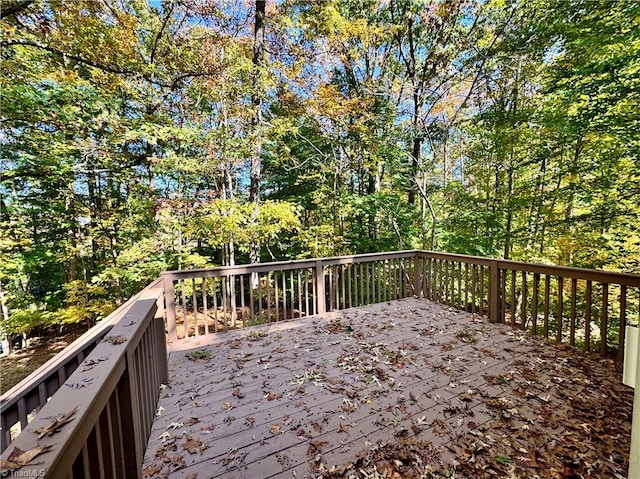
1 0 638 340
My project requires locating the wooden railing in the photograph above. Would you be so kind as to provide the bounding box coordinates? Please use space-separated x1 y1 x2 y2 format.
1 250 638 478
163 251 640 360
415 252 640 360
0 282 167 478
161 251 418 341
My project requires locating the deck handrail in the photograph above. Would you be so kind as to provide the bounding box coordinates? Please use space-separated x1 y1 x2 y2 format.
0 278 163 453
162 250 639 359
0 285 167 478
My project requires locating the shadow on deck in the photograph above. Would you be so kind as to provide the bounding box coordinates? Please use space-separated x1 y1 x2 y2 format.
143 298 633 479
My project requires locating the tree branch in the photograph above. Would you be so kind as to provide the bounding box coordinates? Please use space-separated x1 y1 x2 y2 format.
0 0 34 19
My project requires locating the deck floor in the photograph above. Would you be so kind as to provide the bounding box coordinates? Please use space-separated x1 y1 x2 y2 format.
142 298 633 479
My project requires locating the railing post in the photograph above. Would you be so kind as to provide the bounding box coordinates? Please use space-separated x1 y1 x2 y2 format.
163 274 177 342
315 260 326 316
413 253 421 298
489 260 499 323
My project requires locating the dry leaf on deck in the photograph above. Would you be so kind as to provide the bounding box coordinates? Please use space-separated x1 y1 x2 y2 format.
34 406 78 438
270 424 281 434
142 463 163 476
182 435 207 454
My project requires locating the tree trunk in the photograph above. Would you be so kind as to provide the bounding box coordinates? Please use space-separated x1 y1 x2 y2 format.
249 0 265 267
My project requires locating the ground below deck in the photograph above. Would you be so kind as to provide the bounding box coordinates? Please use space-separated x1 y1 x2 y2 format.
142 298 633 479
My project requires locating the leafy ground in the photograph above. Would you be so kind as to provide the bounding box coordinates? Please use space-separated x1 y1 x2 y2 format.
0 332 83 392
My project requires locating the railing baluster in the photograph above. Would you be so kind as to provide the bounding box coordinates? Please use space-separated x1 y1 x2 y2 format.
192 278 198 337
180 279 188 339
544 274 550 339
360 262 365 305
601 283 609 355
290 270 295 318
521 271 527 329
619 285 627 361
464 263 469 311
222 276 228 330
328 267 334 312
266 273 271 322
585 280 592 352
304 269 310 316
499 269 506 323
479 265 484 315
297 270 303 316
471 264 477 314
557 277 564 342
532 273 539 335
240 275 246 326
457 262 462 308
257 274 263 321
213 277 219 333
570 278 577 346
366 262 372 304
510 270 516 327
202 278 209 334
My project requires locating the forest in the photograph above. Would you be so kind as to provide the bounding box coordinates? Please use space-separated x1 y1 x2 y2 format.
1 0 639 338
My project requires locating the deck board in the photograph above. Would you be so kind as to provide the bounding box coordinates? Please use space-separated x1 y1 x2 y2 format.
142 298 633 479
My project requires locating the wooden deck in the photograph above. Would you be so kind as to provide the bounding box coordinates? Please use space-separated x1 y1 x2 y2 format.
142 298 633 479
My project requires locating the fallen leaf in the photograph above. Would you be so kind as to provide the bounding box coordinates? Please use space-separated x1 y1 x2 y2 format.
81 356 108 371
232 387 245 398
221 401 233 411
142 463 163 476
156 406 165 416
65 378 93 389
182 435 207 454
167 422 184 431
270 424 281 434
34 406 78 438
103 335 127 344
184 417 199 426
159 431 172 442
0 444 52 472
170 454 186 468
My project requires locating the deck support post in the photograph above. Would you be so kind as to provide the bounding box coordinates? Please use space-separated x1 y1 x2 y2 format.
315 260 326 316
489 260 499 323
163 274 177 342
